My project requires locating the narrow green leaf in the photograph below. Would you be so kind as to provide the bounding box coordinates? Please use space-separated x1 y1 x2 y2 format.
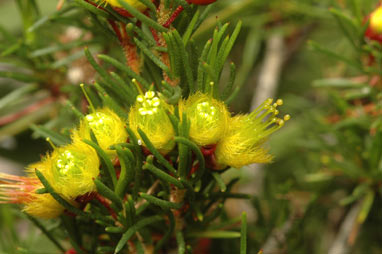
357 191 375 224
84 48 120 89
137 0 156 12
139 193 182 210
110 71 136 103
35 169 88 218
137 128 177 175
0 71 40 82
203 204 223 225
217 20 242 72
176 230 185 254
330 8 359 50
133 37 170 73
208 216 242 230
52 50 84 68
240 212 247 254
211 172 226 192
105 226 125 233
115 215 163 253
124 195 136 227
222 62 236 100
66 100 84 119
0 84 36 110
30 40 93 58
83 139 117 188
154 211 175 251
97 54 150 89
312 78 367 88
182 10 200 46
174 136 205 180
73 0 111 18
197 39 212 91
143 160 184 188
31 125 70 146
188 230 241 238
172 30 194 91
309 41 362 69
115 146 135 198
117 0 167 32
94 179 123 211
177 113 190 179
163 32 181 77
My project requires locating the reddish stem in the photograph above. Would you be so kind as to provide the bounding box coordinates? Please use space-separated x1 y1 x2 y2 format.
0 96 55 126
95 193 118 220
163 5 184 28
150 27 161 46
108 19 123 43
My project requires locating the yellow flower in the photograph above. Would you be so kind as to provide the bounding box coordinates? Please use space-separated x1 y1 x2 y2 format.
41 142 100 199
370 6 382 35
179 92 230 146
215 98 290 169
23 192 65 219
73 107 128 155
129 91 175 154
98 0 147 11
0 166 64 219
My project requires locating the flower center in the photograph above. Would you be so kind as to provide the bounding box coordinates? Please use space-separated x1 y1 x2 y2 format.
137 91 161 116
85 112 114 136
196 101 217 121
55 150 84 177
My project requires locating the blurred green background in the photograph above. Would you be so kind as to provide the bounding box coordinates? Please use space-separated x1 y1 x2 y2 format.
0 0 381 253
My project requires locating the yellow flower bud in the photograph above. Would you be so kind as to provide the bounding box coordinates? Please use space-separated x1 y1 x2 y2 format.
179 92 230 146
370 6 382 35
129 91 175 154
23 192 65 219
98 0 147 12
42 142 100 199
73 108 128 155
215 98 289 169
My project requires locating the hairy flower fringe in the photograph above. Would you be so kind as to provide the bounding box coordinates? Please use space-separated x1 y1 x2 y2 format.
41 141 100 199
73 107 128 155
129 91 175 154
215 98 290 169
179 92 230 146
0 168 64 219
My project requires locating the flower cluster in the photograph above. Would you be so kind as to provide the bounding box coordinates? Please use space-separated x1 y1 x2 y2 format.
179 95 289 169
0 91 288 218
0 107 127 218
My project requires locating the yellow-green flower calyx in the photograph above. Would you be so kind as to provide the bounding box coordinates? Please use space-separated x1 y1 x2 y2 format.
98 0 147 11
129 91 175 154
215 98 290 169
43 142 100 199
370 6 382 35
74 108 128 155
179 93 230 146
24 188 65 219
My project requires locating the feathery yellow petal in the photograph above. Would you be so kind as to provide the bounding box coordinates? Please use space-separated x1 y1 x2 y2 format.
179 92 230 146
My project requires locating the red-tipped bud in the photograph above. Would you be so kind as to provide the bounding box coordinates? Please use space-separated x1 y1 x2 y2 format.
365 5 382 42
187 0 217 5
